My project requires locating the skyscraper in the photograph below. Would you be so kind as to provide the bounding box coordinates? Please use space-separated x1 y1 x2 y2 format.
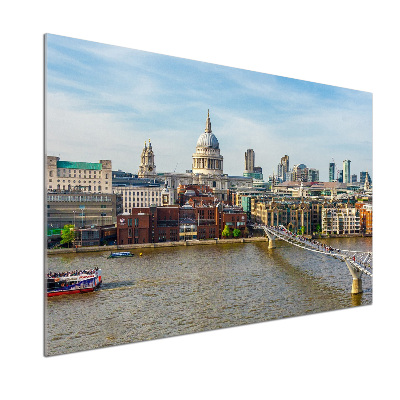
293 163 308 182
337 170 343 183
244 149 263 180
360 171 372 185
329 162 335 182
280 155 289 181
307 168 319 182
343 160 351 183
244 149 255 174
277 163 283 181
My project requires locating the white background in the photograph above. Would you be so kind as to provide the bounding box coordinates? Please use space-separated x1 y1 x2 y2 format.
2 1 398 399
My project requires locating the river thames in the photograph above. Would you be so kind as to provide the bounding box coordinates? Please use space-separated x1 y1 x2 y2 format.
45 237 372 356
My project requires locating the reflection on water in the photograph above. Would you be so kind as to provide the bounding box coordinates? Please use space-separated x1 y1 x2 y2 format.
45 237 372 356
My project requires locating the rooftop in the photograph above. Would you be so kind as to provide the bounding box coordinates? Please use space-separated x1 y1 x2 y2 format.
57 161 102 170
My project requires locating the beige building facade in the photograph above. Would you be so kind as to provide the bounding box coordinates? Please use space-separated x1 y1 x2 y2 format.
114 184 175 214
138 139 157 178
321 205 360 235
47 156 112 194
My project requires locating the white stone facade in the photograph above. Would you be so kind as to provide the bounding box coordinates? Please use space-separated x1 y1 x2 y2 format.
114 185 175 213
192 110 223 175
138 139 157 178
47 156 112 194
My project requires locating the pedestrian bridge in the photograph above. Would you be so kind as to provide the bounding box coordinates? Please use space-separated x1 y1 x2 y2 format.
253 224 372 295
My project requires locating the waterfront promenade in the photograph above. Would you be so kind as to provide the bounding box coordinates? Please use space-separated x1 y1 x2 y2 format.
47 236 267 255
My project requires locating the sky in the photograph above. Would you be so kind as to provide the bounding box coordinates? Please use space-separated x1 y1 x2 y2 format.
46 34 373 181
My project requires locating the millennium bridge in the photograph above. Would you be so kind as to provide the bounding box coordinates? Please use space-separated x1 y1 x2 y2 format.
253 224 372 295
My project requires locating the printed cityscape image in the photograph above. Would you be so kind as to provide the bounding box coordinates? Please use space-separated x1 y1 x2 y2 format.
45 34 373 356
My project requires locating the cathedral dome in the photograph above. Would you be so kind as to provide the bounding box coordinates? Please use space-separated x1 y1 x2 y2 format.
196 132 219 149
196 109 219 149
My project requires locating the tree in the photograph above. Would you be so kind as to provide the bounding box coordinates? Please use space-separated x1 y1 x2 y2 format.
233 228 241 238
60 224 75 247
221 225 231 238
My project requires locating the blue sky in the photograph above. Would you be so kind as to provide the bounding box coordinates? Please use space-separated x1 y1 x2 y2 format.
46 34 373 181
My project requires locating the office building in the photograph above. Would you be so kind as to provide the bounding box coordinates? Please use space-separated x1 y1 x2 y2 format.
329 162 336 182
293 164 308 182
343 159 351 183
244 149 255 174
337 170 343 183
307 168 319 182
47 192 119 229
360 171 372 186
47 156 112 194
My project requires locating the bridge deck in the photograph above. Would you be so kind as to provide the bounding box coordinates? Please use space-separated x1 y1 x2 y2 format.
254 224 372 277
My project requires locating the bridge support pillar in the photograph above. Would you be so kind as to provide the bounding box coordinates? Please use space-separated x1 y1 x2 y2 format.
345 259 363 295
266 232 276 249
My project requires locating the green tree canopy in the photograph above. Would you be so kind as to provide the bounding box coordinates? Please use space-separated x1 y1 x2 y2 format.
233 228 241 238
60 224 75 247
221 225 231 238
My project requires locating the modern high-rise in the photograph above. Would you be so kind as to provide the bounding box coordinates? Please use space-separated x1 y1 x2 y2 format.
243 148 263 180
293 164 308 182
307 168 319 182
337 170 343 183
351 174 357 183
329 162 336 182
280 155 289 181
277 163 283 181
285 170 294 181
244 149 255 174
360 171 372 185
343 159 351 183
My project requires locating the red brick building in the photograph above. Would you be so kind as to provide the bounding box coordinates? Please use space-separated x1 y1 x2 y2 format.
117 204 247 244
117 206 179 245
177 184 218 206
356 202 372 235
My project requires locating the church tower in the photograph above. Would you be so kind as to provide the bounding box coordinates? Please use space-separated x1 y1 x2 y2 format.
138 139 157 178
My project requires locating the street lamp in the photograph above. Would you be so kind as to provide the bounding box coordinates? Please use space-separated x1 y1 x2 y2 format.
73 210 76 228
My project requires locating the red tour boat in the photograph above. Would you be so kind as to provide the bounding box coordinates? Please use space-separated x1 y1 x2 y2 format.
47 268 102 297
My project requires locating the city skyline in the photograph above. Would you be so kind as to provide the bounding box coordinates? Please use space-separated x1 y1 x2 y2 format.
46 34 373 181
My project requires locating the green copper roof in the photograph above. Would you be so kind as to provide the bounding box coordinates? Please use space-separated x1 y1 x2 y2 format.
57 161 102 170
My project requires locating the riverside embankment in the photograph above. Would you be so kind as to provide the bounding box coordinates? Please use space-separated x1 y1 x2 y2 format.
47 236 267 255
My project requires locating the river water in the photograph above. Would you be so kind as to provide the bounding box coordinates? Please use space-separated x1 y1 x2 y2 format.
45 237 372 356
